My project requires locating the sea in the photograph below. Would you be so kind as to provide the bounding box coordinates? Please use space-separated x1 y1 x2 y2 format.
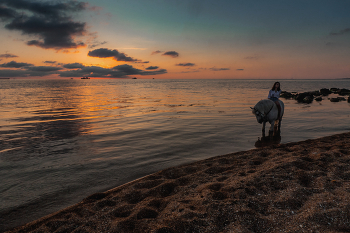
1 78 350 230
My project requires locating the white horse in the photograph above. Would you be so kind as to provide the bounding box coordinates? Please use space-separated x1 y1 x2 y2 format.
251 99 284 137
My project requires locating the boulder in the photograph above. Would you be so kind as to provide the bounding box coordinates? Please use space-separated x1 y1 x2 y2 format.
310 90 321 96
303 96 313 104
320 88 331 96
339 88 350 96
296 92 314 103
330 98 340 102
330 88 340 93
315 97 323 101
280 91 293 99
330 97 346 102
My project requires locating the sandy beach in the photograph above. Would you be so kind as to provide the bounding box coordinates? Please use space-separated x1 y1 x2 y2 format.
6 132 350 233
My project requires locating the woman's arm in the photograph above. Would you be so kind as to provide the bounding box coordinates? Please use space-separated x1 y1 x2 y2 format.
268 90 272 99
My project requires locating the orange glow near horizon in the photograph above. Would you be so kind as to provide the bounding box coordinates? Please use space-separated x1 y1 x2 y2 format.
1 1 350 80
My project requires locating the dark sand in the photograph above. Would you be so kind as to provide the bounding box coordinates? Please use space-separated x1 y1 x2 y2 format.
6 132 350 233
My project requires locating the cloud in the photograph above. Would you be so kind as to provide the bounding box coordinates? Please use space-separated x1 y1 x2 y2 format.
88 48 139 62
244 56 259 60
63 62 85 69
162 51 179 58
88 40 107 49
112 64 167 76
0 0 88 50
59 64 166 77
1 0 86 17
113 64 141 75
210 67 230 71
60 65 115 77
330 28 350 36
0 53 18 58
236 69 244 71
146 66 159 70
176 63 195 67
0 5 18 20
151 50 162 55
0 61 167 78
43 60 56 64
0 69 29 77
0 64 63 77
141 69 167 76
26 66 62 72
135 61 149 64
0 60 33 68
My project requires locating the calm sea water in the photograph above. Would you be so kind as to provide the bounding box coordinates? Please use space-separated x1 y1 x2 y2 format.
1 79 350 230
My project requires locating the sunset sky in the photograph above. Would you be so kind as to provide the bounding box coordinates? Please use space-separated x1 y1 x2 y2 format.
0 0 350 79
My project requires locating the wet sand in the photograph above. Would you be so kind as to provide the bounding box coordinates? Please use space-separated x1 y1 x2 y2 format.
7 132 350 232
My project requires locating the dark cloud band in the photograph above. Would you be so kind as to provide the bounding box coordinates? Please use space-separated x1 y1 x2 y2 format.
0 61 33 68
146 66 159 70
330 28 350 36
0 62 167 78
88 48 139 62
162 51 179 58
0 0 88 50
0 53 18 58
210 67 230 71
60 63 167 77
176 63 195 67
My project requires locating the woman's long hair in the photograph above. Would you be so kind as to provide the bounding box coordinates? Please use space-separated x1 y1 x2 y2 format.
271 82 281 91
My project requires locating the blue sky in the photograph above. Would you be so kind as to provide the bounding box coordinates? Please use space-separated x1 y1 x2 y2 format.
0 0 349 79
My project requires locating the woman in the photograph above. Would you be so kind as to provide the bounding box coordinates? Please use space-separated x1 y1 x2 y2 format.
268 82 281 101
268 82 281 119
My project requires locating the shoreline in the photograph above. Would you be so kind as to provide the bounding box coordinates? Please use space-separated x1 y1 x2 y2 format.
6 132 350 232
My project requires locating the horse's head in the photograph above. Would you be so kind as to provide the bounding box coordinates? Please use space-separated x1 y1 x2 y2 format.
251 107 265 124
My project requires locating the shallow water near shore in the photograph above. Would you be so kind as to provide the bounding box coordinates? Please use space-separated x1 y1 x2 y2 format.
1 79 350 230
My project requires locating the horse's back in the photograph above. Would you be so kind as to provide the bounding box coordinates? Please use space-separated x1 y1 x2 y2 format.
255 99 274 110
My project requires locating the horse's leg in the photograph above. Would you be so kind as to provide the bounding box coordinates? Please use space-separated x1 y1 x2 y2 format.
278 117 282 133
269 121 275 137
262 121 266 137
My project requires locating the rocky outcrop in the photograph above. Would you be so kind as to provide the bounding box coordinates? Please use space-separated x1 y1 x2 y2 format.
280 88 350 104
